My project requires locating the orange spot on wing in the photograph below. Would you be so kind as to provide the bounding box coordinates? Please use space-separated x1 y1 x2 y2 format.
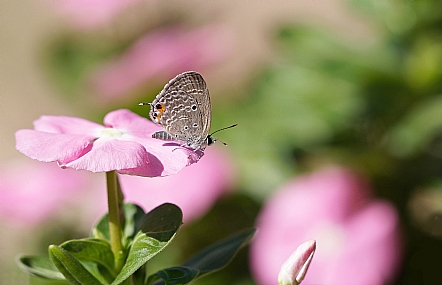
154 104 166 122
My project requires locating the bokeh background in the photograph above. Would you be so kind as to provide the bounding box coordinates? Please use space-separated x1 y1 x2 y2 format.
2 1 442 284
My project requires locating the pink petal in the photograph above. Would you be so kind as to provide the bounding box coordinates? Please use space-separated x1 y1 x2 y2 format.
118 142 194 177
34 115 104 135
336 202 402 284
90 25 233 102
273 167 371 223
15 130 96 165
52 0 142 30
64 138 149 173
103 109 161 138
253 167 371 255
0 159 92 227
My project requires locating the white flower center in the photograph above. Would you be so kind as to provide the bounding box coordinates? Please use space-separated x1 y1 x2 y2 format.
99 128 123 139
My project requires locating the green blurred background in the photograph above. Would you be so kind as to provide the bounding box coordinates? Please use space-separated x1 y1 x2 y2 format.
2 1 442 284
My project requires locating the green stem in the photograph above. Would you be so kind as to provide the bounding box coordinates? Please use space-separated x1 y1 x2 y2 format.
106 171 124 271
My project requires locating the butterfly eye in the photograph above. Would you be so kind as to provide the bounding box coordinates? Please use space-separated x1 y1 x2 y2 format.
191 104 197 111
207 135 214 146
155 104 163 110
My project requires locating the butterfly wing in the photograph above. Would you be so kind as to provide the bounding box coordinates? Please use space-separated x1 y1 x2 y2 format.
150 71 212 149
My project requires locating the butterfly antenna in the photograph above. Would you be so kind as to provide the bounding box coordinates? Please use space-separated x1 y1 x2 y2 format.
138 102 151 106
210 124 238 136
217 138 228 146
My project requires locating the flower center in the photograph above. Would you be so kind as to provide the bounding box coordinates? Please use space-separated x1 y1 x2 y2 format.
99 128 123 139
309 222 345 259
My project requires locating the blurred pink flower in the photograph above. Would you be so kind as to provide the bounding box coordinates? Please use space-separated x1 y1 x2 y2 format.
0 159 92 227
15 109 199 177
89 25 233 102
52 0 142 30
251 167 402 285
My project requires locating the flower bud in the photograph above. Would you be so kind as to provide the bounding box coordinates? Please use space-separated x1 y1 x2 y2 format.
278 240 316 285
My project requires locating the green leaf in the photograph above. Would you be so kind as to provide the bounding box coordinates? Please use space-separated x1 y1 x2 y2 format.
183 228 255 274
60 238 115 276
137 203 183 241
29 275 70 285
111 203 183 285
111 232 167 285
93 212 110 242
49 245 102 285
93 203 146 242
17 255 65 281
146 267 199 285
148 228 256 285
123 203 146 240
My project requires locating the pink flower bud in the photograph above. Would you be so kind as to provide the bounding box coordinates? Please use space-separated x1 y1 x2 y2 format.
278 240 316 285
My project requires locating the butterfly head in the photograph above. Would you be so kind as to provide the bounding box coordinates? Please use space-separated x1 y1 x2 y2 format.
204 124 238 148
206 135 216 147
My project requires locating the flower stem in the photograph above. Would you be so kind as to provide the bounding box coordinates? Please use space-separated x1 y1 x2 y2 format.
106 171 124 271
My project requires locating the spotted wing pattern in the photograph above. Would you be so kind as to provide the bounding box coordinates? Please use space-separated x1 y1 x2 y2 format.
149 71 212 150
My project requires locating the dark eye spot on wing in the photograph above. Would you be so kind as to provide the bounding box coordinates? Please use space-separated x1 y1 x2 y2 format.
155 103 166 112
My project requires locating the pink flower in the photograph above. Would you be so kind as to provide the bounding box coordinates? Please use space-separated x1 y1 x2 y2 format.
15 109 199 177
251 167 402 285
86 148 235 223
51 0 142 30
89 25 233 103
0 159 92 227
278 240 316 285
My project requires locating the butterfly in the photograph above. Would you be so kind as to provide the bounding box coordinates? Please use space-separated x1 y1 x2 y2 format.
139 71 236 153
